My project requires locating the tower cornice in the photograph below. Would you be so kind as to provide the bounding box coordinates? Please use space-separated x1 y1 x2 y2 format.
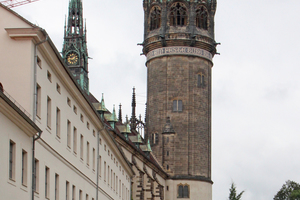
142 0 217 57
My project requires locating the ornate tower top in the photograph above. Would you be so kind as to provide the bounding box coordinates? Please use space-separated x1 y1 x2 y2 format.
62 0 89 94
142 0 217 62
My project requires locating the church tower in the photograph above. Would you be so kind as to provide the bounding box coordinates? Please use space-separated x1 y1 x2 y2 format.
143 0 217 199
62 0 89 94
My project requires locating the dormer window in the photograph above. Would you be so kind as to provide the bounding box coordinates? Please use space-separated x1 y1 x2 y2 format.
170 3 188 27
150 6 161 31
196 6 208 30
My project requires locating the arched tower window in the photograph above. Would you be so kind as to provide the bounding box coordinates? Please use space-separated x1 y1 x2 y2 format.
196 6 208 30
169 3 188 27
150 6 161 31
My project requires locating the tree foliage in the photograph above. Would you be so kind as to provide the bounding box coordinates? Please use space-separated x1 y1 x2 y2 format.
274 180 300 200
229 182 244 200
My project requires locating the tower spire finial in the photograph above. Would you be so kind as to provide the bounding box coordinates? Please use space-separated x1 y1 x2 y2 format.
119 103 122 123
130 87 137 130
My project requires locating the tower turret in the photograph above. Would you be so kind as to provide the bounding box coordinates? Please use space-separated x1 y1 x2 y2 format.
143 0 217 199
62 0 89 94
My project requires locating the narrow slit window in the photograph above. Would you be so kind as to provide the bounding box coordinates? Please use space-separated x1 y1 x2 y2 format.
45 166 50 198
9 140 16 180
56 108 61 138
56 83 61 94
36 84 41 118
67 120 71 148
80 134 84 160
73 127 77 154
47 96 52 128
34 159 39 192
47 71 52 82
86 141 90 166
22 150 28 186
66 181 70 200
55 174 59 200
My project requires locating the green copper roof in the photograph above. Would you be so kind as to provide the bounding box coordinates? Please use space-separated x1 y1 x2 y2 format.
140 139 152 152
116 123 131 134
104 105 118 122
92 94 107 112
129 134 143 144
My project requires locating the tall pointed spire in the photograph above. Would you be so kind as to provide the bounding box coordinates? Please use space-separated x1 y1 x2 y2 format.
62 0 89 94
119 104 122 123
130 87 137 130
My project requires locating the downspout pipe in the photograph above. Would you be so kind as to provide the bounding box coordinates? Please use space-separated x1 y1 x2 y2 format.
96 130 100 200
32 33 48 200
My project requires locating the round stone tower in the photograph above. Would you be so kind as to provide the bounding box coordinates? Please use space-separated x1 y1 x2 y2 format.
143 0 217 199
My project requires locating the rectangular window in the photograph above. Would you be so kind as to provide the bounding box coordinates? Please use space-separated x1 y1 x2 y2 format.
47 70 52 82
92 148 95 171
22 150 28 186
67 97 71 107
86 194 89 200
66 181 70 200
80 135 84 160
116 176 118 194
173 100 183 112
45 166 50 198
119 180 121 197
80 114 84 122
72 185 76 200
36 84 41 118
9 140 15 180
104 161 106 182
87 122 90 129
86 142 90 166
56 83 61 94
34 159 39 192
93 130 96 137
73 127 77 154
108 166 110 186
37 56 42 69
55 174 59 200
73 106 77 114
47 96 52 128
67 120 71 148
99 156 102 177
113 173 115 190
56 108 61 138
79 190 82 200
111 169 113 188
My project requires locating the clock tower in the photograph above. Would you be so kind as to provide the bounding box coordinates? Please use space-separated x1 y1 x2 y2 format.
143 0 217 199
62 0 89 94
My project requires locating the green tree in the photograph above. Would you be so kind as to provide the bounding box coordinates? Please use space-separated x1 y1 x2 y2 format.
228 182 244 200
274 180 300 200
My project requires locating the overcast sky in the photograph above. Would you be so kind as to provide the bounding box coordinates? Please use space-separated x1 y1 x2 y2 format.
9 0 300 199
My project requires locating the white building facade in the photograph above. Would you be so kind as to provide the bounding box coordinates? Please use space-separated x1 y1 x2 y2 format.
0 4 133 200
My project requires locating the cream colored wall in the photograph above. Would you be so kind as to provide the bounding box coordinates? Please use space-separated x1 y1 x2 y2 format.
0 5 132 200
34 41 131 200
165 179 212 200
0 7 35 114
0 112 33 200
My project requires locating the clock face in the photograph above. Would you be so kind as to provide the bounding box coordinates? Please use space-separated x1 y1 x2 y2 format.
67 52 79 65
